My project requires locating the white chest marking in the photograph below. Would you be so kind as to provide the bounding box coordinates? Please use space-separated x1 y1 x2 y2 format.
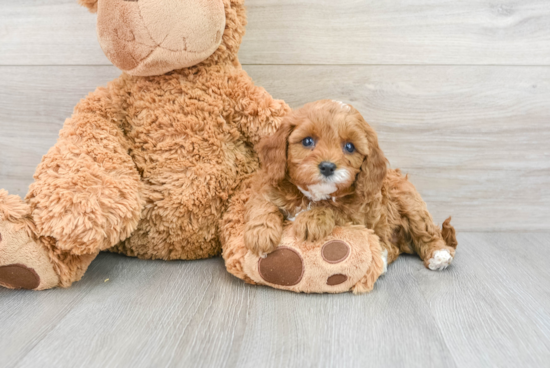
298 183 337 202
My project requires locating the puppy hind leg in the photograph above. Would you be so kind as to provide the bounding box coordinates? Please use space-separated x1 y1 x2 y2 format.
395 182 456 271
406 213 455 271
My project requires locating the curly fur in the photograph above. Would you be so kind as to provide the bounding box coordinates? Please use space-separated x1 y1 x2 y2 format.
244 100 457 268
0 190 35 236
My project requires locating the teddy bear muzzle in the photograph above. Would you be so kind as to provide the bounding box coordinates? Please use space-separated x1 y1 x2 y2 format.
96 0 226 76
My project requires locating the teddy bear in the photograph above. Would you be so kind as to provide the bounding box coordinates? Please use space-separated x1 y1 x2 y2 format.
0 0 292 290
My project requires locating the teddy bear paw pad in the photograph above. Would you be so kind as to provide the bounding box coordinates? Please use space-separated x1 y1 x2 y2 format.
258 247 304 286
321 240 350 264
327 274 348 286
0 264 41 290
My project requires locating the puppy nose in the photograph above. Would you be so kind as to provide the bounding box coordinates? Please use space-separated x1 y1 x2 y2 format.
319 162 337 177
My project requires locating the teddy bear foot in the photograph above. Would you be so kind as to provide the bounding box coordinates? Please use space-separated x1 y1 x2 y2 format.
0 225 59 290
242 226 385 294
257 240 353 288
0 208 59 291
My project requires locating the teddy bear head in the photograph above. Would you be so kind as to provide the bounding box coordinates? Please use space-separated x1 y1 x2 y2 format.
79 0 246 76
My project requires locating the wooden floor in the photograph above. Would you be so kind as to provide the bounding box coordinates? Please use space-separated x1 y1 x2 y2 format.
1 232 549 368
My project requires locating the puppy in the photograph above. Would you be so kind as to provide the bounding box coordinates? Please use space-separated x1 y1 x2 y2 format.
244 100 457 271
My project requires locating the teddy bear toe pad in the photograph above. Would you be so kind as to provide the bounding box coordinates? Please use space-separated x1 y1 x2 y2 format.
326 273 348 286
321 240 353 286
321 240 350 264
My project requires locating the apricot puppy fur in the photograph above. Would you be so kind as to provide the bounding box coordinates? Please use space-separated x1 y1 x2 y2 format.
244 100 457 271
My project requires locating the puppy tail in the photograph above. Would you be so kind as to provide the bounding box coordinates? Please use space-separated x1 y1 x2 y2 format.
441 217 458 249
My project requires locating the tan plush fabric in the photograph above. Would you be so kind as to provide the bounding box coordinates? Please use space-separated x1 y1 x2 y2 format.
0 0 290 290
0 191 59 290
96 0 227 76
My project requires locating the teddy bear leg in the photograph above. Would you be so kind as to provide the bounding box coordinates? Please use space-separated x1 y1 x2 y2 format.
0 190 102 290
0 191 59 290
236 226 386 294
5 96 145 288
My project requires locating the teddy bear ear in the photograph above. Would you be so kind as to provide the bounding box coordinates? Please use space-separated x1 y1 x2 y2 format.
78 0 99 13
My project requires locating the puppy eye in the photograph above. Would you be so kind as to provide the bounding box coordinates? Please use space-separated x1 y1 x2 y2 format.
344 142 355 153
302 137 315 148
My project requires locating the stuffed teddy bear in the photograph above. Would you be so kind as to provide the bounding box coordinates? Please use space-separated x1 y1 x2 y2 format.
0 0 291 290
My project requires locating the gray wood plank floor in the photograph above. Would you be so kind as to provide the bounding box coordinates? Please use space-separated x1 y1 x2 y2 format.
1 233 549 368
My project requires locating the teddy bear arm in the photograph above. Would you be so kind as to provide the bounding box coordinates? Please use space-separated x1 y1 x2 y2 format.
25 90 144 256
228 74 291 145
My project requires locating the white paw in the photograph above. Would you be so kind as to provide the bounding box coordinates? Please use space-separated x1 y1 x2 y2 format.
381 249 388 275
428 249 453 271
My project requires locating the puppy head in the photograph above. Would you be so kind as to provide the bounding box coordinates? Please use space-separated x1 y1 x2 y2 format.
258 100 387 201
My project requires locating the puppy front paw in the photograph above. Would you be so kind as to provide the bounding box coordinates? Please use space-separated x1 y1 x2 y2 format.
244 222 283 256
293 209 335 242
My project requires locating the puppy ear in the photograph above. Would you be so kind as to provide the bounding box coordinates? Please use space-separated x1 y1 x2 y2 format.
78 0 98 13
257 120 293 185
355 125 388 202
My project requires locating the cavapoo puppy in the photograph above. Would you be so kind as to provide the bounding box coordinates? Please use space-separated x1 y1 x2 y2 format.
244 100 457 271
